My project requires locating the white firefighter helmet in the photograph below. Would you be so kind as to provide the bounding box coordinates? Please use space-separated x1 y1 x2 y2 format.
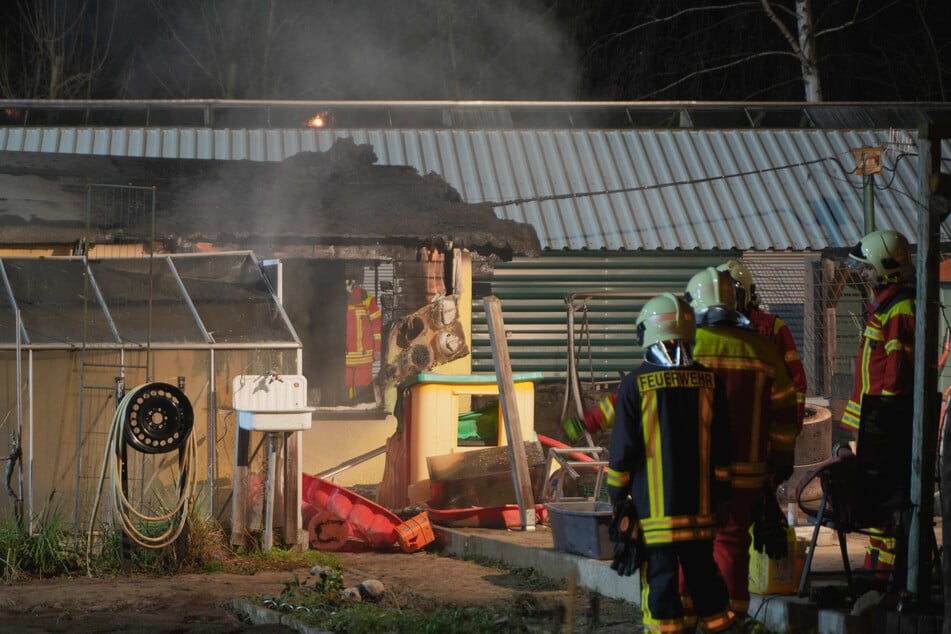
636 293 695 348
684 267 747 327
716 259 755 311
636 293 695 367
849 229 912 285
685 267 735 312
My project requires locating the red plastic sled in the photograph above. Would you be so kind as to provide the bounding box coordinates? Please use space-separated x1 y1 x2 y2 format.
302 473 402 550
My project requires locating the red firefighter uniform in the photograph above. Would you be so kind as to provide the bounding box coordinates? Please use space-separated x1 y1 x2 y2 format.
749 308 808 423
841 284 916 434
606 363 735 633
841 284 915 572
345 284 382 398
689 324 799 618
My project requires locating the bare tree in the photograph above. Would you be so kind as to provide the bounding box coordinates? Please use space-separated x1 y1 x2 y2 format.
0 0 117 99
565 0 946 102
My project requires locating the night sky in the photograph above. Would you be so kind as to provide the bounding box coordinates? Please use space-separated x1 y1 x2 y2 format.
0 1 948 102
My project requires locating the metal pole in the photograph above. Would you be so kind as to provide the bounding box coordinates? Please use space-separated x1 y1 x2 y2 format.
264 432 277 550
864 173 875 234
208 348 216 519
14 309 23 524
907 125 941 600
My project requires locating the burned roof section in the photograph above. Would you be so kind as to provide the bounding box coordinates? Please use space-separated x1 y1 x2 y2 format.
0 137 541 257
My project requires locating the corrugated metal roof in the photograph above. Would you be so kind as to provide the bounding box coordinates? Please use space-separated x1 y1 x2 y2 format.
2 125 948 251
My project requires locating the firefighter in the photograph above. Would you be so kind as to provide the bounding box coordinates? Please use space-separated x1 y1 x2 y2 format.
682 267 800 621
605 293 735 633
717 259 808 424
345 278 382 401
840 229 916 578
563 260 808 442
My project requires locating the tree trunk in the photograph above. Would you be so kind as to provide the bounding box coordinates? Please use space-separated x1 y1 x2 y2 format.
796 0 823 102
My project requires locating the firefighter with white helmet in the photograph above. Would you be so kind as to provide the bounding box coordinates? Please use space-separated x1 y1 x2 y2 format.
606 293 735 633
681 267 799 622
717 259 755 312
717 259 808 424
848 228 913 287
841 229 916 578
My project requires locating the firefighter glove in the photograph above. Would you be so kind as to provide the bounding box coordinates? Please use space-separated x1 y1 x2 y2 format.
751 484 789 560
562 416 585 441
608 496 642 576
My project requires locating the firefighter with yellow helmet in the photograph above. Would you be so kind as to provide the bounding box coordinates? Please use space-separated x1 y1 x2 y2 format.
682 267 799 621
605 293 735 633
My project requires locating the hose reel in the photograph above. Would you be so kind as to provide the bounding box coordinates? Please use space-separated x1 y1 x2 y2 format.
121 383 194 454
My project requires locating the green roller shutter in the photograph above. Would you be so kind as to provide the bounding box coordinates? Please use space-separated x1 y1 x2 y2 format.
471 250 741 381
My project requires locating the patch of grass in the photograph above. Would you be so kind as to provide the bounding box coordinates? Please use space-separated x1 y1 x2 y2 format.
0 503 83 581
88 513 340 577
320 603 503 634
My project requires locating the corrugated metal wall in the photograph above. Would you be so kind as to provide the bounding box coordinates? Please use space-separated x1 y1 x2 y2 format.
470 250 742 382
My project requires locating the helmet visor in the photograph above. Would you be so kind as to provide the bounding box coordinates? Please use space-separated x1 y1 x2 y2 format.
848 239 867 263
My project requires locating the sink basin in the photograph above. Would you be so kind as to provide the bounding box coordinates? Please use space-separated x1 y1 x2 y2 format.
232 374 315 431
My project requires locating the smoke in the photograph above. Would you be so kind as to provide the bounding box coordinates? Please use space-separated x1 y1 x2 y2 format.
117 0 583 100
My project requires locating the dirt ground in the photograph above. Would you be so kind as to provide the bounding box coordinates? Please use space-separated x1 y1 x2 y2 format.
0 548 639 633
0 384 629 633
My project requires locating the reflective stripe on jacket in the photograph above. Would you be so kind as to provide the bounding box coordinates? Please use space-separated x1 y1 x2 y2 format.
693 324 800 489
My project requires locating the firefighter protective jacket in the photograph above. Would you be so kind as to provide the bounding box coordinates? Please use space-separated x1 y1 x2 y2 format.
606 360 733 546
345 285 382 390
693 324 800 490
841 284 916 434
749 309 807 423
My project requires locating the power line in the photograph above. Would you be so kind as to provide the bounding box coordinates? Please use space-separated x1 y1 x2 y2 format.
490 157 837 208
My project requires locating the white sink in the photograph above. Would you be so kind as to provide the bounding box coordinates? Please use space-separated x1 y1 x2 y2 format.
232 374 315 431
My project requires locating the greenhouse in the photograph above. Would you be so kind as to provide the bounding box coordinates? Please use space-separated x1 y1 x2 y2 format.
0 251 303 542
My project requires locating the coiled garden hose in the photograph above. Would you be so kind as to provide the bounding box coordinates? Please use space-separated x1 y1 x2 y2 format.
86 383 197 574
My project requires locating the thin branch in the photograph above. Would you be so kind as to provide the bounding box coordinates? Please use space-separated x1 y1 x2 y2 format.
638 49 798 99
590 2 763 53
814 0 901 38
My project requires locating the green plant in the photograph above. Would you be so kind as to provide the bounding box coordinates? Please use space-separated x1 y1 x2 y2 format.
0 501 82 580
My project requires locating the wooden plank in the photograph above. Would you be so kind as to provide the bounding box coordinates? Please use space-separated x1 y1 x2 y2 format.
231 428 250 547
482 295 536 531
283 431 302 548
